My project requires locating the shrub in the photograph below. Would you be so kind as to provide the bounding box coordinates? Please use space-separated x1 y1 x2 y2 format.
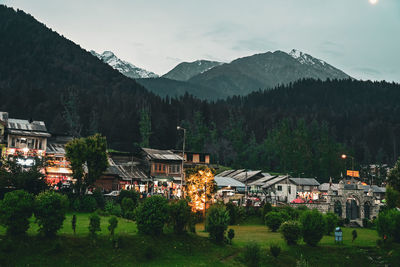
269 244 281 258
71 214 77 234
105 201 122 217
92 188 105 209
337 218 345 227
376 208 400 242
344 218 350 225
261 202 272 217
324 213 338 235
265 211 283 232
300 209 325 246
280 220 302 245
385 186 399 209
89 213 101 238
0 190 34 236
205 205 230 243
244 242 261 267
72 198 81 211
121 198 135 220
280 206 300 220
135 195 168 235
226 202 238 224
34 191 69 237
144 246 155 260
227 229 235 244
117 190 139 208
108 216 118 237
81 195 97 212
168 199 191 234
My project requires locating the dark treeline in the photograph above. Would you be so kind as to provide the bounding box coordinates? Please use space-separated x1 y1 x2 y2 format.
1 5 400 182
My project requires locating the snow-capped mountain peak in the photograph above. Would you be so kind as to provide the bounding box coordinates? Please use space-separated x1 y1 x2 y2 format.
289 49 326 66
90 50 158 79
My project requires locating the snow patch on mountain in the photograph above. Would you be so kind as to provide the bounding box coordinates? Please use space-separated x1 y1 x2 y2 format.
289 49 326 66
90 50 158 79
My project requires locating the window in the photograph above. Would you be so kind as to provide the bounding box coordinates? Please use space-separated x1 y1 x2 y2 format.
39 140 42 150
11 137 15 147
277 185 282 191
186 153 193 162
200 154 206 163
163 165 166 172
288 186 291 194
158 164 161 171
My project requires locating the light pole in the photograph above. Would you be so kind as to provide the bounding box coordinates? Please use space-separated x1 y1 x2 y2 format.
341 154 354 172
177 126 186 196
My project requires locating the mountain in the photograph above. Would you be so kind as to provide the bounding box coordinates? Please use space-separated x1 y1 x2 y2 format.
162 60 223 81
91 50 158 79
187 49 351 97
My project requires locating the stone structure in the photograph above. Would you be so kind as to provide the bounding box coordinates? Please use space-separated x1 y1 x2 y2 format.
326 179 380 225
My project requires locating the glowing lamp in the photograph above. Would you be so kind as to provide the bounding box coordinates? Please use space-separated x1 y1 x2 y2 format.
341 154 347 159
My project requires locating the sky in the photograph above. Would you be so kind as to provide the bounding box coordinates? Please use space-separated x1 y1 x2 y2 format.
2 0 400 82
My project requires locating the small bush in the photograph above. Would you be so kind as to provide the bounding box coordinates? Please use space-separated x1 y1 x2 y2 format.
81 195 97 212
337 218 345 227
89 213 101 238
244 242 261 267
92 189 105 209
105 201 122 217
34 191 69 237
344 218 350 225
226 202 238 224
280 220 302 245
300 209 325 246
117 190 139 207
227 229 235 244
265 211 283 232
121 198 135 220
135 195 168 235
0 190 34 236
376 208 400 242
324 213 338 235
205 205 230 243
269 244 281 258
168 199 191 234
72 198 81 211
261 202 272 217
71 214 77 234
108 216 118 237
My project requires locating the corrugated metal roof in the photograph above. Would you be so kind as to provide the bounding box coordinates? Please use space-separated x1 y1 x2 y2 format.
7 118 48 132
47 143 66 154
290 178 320 186
232 170 262 182
261 175 290 189
227 169 245 177
248 175 277 186
8 129 51 137
142 148 183 161
214 176 245 187
218 169 235 177
106 157 148 181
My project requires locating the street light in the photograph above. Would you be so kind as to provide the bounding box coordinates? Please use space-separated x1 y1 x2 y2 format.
177 126 186 196
341 154 355 173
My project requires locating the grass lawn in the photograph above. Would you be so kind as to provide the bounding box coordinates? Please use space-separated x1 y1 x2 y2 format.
0 213 398 266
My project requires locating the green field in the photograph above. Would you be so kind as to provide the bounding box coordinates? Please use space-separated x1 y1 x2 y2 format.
0 213 398 266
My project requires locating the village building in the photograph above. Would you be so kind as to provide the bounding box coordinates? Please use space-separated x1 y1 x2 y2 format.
142 148 183 197
0 111 50 163
95 152 148 192
45 135 73 186
172 150 211 168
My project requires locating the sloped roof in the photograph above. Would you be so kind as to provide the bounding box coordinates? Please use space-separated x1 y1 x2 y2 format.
47 143 66 154
290 178 320 186
218 169 236 177
261 175 290 189
319 183 339 191
232 170 262 182
106 157 148 181
214 176 245 187
248 175 277 186
142 148 183 161
227 169 245 177
7 118 48 132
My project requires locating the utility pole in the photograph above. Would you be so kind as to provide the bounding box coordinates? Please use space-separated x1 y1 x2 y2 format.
177 126 186 198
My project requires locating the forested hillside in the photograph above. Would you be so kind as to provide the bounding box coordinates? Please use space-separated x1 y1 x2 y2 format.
1 5 399 182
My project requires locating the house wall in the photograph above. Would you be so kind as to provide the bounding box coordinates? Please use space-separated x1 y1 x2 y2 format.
270 183 297 203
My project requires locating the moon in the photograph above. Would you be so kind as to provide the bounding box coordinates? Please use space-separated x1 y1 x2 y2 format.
369 0 378 4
